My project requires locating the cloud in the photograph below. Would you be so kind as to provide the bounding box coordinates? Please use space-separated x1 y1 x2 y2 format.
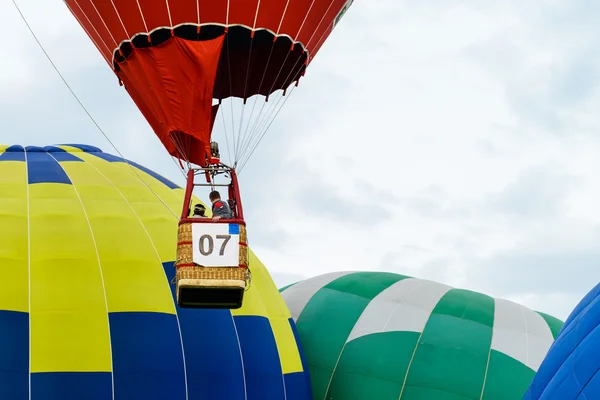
486 165 582 219
2 0 600 322
459 1 600 137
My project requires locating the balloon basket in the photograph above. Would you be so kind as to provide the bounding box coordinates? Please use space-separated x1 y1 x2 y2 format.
175 222 248 309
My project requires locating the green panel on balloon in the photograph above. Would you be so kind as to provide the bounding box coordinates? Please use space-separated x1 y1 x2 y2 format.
481 351 536 400
296 272 408 400
399 385 476 400
280 271 564 400
535 311 563 339
325 331 421 399
401 289 495 399
278 283 296 292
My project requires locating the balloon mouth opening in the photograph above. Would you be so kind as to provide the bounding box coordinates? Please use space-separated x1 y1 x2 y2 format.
112 23 308 69
112 24 308 102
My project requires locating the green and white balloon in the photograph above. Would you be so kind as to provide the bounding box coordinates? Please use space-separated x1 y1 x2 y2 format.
280 271 563 400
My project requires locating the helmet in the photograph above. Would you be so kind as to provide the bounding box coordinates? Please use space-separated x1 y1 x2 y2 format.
193 203 206 216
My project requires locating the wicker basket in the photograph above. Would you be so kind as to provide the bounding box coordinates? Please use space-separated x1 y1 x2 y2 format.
175 221 248 290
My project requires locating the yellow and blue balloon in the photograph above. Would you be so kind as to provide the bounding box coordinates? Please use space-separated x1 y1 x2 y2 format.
0 144 311 400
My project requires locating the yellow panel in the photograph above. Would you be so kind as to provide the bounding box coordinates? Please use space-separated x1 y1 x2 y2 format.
0 145 310 387
0 161 27 184
123 199 178 262
0 161 28 312
29 183 111 373
79 153 183 206
0 145 8 152
56 145 84 153
74 153 182 208
32 310 110 372
58 158 122 190
252 250 294 316
114 161 183 203
62 152 302 374
75 152 184 263
231 259 269 318
59 161 176 314
232 280 268 318
233 249 293 319
269 317 303 374
146 187 191 262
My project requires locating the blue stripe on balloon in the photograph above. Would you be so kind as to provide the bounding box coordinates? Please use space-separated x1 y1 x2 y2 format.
30 372 112 400
0 310 28 400
24 146 82 162
0 146 82 163
26 151 71 184
109 311 186 400
0 145 25 161
284 372 313 400
234 315 286 399
47 151 83 162
162 262 246 399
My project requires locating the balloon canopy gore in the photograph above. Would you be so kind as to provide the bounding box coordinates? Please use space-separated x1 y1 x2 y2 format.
113 24 309 100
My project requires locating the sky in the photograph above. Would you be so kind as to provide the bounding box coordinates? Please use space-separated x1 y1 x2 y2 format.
1 0 600 321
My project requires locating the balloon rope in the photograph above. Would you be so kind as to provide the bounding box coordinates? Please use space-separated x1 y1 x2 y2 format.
11 0 180 219
236 50 305 167
235 1 313 167
235 26 256 162
235 40 277 160
169 134 194 172
220 101 233 166
237 51 304 164
237 7 343 170
218 0 300 169
240 47 276 150
238 84 297 174
239 0 335 161
241 0 293 142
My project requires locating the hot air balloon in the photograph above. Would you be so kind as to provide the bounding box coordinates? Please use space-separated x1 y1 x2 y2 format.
0 143 311 400
280 271 564 400
63 0 354 308
524 282 600 399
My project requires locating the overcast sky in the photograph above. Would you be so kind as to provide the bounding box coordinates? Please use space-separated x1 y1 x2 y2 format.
2 0 600 321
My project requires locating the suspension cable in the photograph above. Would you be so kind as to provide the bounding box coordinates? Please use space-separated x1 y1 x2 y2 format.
238 84 298 173
11 0 181 219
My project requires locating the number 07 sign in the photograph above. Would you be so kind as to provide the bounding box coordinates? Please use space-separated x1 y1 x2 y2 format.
191 223 240 267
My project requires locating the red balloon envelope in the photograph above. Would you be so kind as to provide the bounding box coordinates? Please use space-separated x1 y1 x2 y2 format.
64 0 354 166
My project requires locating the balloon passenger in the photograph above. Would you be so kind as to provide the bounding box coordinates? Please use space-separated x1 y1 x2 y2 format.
210 190 233 221
191 203 208 218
